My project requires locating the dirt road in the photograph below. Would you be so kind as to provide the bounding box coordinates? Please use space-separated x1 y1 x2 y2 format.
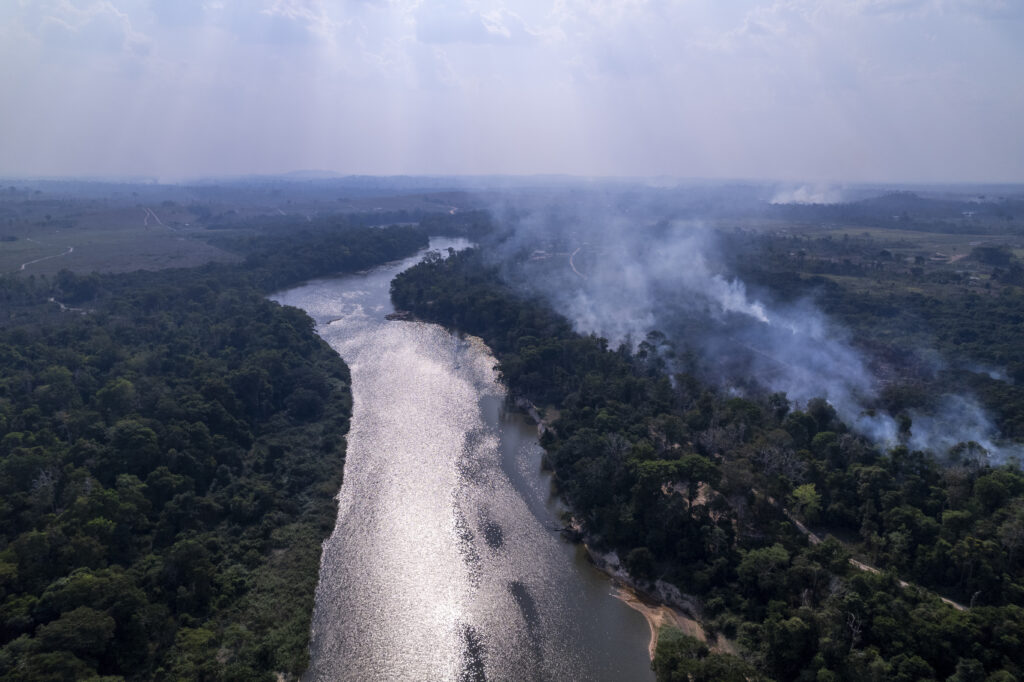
570 246 586 279
20 246 74 271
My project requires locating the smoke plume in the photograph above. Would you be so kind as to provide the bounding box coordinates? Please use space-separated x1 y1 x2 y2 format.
488 193 1021 464
769 184 845 205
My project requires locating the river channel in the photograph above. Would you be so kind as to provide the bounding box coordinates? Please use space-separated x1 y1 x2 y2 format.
271 238 653 681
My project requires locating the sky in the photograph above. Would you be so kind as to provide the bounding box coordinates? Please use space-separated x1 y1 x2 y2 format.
1 0 1022 182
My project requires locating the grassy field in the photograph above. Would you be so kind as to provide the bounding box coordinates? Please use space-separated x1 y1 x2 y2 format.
0 199 240 275
798 224 1021 253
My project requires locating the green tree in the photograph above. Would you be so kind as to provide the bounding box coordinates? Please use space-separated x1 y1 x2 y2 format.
791 483 822 523
35 606 115 657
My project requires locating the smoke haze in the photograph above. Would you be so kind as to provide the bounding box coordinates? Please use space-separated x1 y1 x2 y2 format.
2 1 1023 182
489 193 1023 463
770 185 845 205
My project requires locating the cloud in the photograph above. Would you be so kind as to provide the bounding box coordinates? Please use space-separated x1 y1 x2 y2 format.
0 0 1022 179
852 0 937 17
32 1 150 55
414 1 537 45
260 0 339 40
200 1 334 45
148 0 207 28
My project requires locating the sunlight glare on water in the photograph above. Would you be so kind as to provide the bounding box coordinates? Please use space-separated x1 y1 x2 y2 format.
271 239 653 682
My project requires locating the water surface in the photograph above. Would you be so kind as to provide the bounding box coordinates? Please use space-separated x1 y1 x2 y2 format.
272 239 653 681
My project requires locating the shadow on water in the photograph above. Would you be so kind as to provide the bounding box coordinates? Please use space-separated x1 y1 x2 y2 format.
480 517 504 551
458 426 491 486
459 624 487 682
508 579 546 674
453 504 482 588
479 394 560 534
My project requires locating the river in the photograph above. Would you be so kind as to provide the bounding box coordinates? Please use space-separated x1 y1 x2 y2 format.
271 238 654 681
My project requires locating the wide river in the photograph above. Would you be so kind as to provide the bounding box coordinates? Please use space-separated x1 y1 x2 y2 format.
272 238 653 681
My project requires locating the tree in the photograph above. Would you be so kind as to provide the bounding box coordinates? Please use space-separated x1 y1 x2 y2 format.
625 547 657 581
652 627 708 681
35 606 115 657
738 544 791 599
791 483 822 523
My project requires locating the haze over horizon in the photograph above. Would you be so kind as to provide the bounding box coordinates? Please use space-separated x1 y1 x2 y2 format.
2 0 1022 183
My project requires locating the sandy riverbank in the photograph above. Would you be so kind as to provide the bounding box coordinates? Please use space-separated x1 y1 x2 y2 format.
610 581 707 659
580 542 740 661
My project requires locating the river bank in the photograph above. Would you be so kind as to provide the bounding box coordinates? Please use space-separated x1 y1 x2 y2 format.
514 397 735 662
583 543 727 659
611 583 702 659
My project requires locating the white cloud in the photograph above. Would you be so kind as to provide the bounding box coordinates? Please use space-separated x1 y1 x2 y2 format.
412 1 538 45
29 0 151 54
148 0 207 27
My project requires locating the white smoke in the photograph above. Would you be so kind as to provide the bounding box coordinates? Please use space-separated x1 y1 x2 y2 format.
770 184 844 205
965 363 1013 384
494 202 1021 463
908 395 1024 464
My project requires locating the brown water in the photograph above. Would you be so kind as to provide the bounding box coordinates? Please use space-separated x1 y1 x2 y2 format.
271 239 653 681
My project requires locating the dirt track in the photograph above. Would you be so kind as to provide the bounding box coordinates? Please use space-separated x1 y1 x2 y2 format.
569 246 586 278
20 245 73 271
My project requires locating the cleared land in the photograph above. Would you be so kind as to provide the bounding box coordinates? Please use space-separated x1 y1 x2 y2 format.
0 199 239 275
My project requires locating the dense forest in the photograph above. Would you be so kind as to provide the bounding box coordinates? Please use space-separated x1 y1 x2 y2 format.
392 247 1024 681
3 181 1022 680
0 223 431 680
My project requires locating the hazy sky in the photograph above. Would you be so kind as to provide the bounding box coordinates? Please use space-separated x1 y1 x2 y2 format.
1 0 1022 182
